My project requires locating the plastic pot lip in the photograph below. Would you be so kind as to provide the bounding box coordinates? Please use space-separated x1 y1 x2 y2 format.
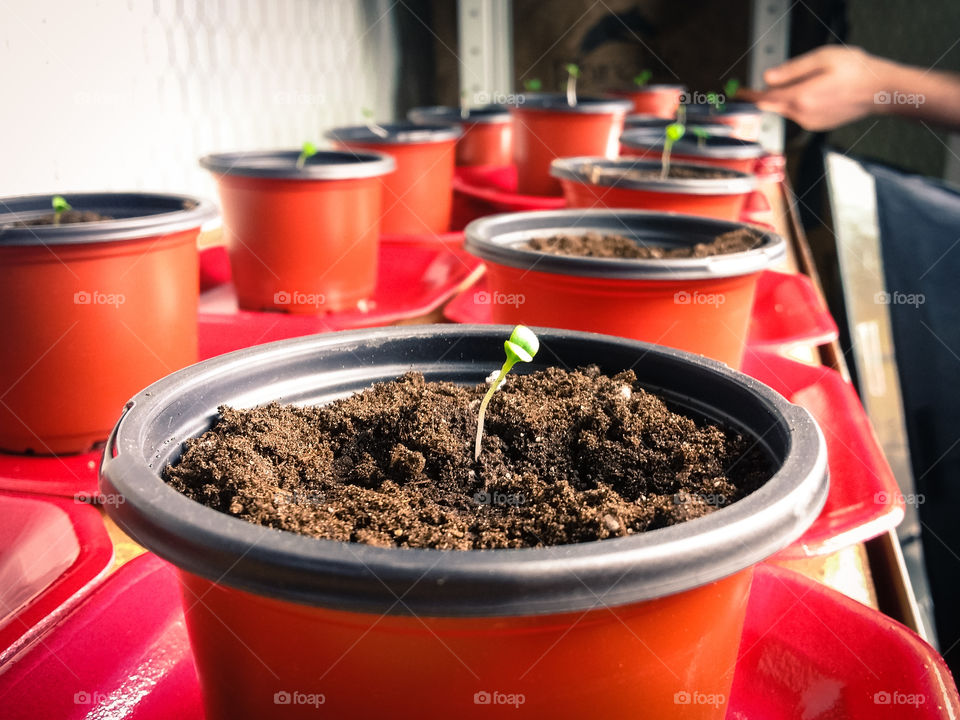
0 192 218 247
464 209 785 280
199 149 396 180
550 156 758 195
408 104 511 125
620 129 765 159
325 122 462 145
100 325 827 618
610 84 686 93
511 93 633 115
686 101 762 119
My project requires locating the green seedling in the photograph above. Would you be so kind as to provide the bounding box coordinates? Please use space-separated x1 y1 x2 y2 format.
691 126 711 148
710 78 741 113
296 141 318 169
361 107 389 138
633 69 653 87
661 122 686 179
565 63 580 107
474 325 540 461
723 78 741 102
51 195 72 225
523 78 542 92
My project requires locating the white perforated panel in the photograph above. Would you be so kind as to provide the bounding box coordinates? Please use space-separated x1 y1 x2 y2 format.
0 0 398 199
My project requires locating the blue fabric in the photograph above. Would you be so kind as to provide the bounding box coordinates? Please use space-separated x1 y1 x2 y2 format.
866 157 960 669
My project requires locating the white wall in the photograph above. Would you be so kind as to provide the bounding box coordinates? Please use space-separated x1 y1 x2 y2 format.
0 0 398 200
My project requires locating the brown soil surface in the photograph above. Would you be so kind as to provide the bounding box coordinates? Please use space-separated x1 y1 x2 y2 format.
526 227 764 259
17 210 112 225
582 162 735 182
166 367 771 550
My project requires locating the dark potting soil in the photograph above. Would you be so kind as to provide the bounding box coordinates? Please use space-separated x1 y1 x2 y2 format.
582 162 735 182
17 210 113 225
526 227 764 259
165 366 771 550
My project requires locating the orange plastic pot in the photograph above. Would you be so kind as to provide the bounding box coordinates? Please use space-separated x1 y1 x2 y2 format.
101 326 827 719
327 124 460 235
551 157 759 222
409 105 512 167
609 84 685 117
686 102 764 142
0 193 214 455
201 150 394 315
510 94 632 197
465 210 785 368
620 128 766 174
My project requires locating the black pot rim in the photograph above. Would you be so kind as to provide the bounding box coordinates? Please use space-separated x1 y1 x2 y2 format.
0 192 217 246
685 101 762 119
512 93 633 114
613 84 686 92
100 325 826 618
199 149 396 180
620 129 765 160
550 157 758 195
325 122 462 145
408 105 511 125
464 209 785 279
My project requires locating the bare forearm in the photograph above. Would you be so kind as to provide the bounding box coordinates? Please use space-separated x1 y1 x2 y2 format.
878 62 960 130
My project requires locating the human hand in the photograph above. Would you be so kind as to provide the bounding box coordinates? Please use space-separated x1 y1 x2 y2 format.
740 45 893 131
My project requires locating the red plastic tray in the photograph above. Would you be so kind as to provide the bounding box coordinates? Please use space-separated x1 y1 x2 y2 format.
0 491 113 665
198 236 483 360
743 349 904 557
451 165 566 230
748 270 838 349
443 270 838 352
0 450 101 501
2 553 954 719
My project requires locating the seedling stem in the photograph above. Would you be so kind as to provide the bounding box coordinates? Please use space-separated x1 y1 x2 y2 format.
474 325 539 460
51 195 71 226
565 63 580 107
361 107 389 138
661 122 686 179
296 142 318 169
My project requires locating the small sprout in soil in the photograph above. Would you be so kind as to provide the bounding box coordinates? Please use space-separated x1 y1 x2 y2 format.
474 325 540 461
661 122 686 179
565 63 580 107
691 126 711 148
296 141 318 170
361 107 389 138
633 69 653 87
51 195 72 226
523 78 542 92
